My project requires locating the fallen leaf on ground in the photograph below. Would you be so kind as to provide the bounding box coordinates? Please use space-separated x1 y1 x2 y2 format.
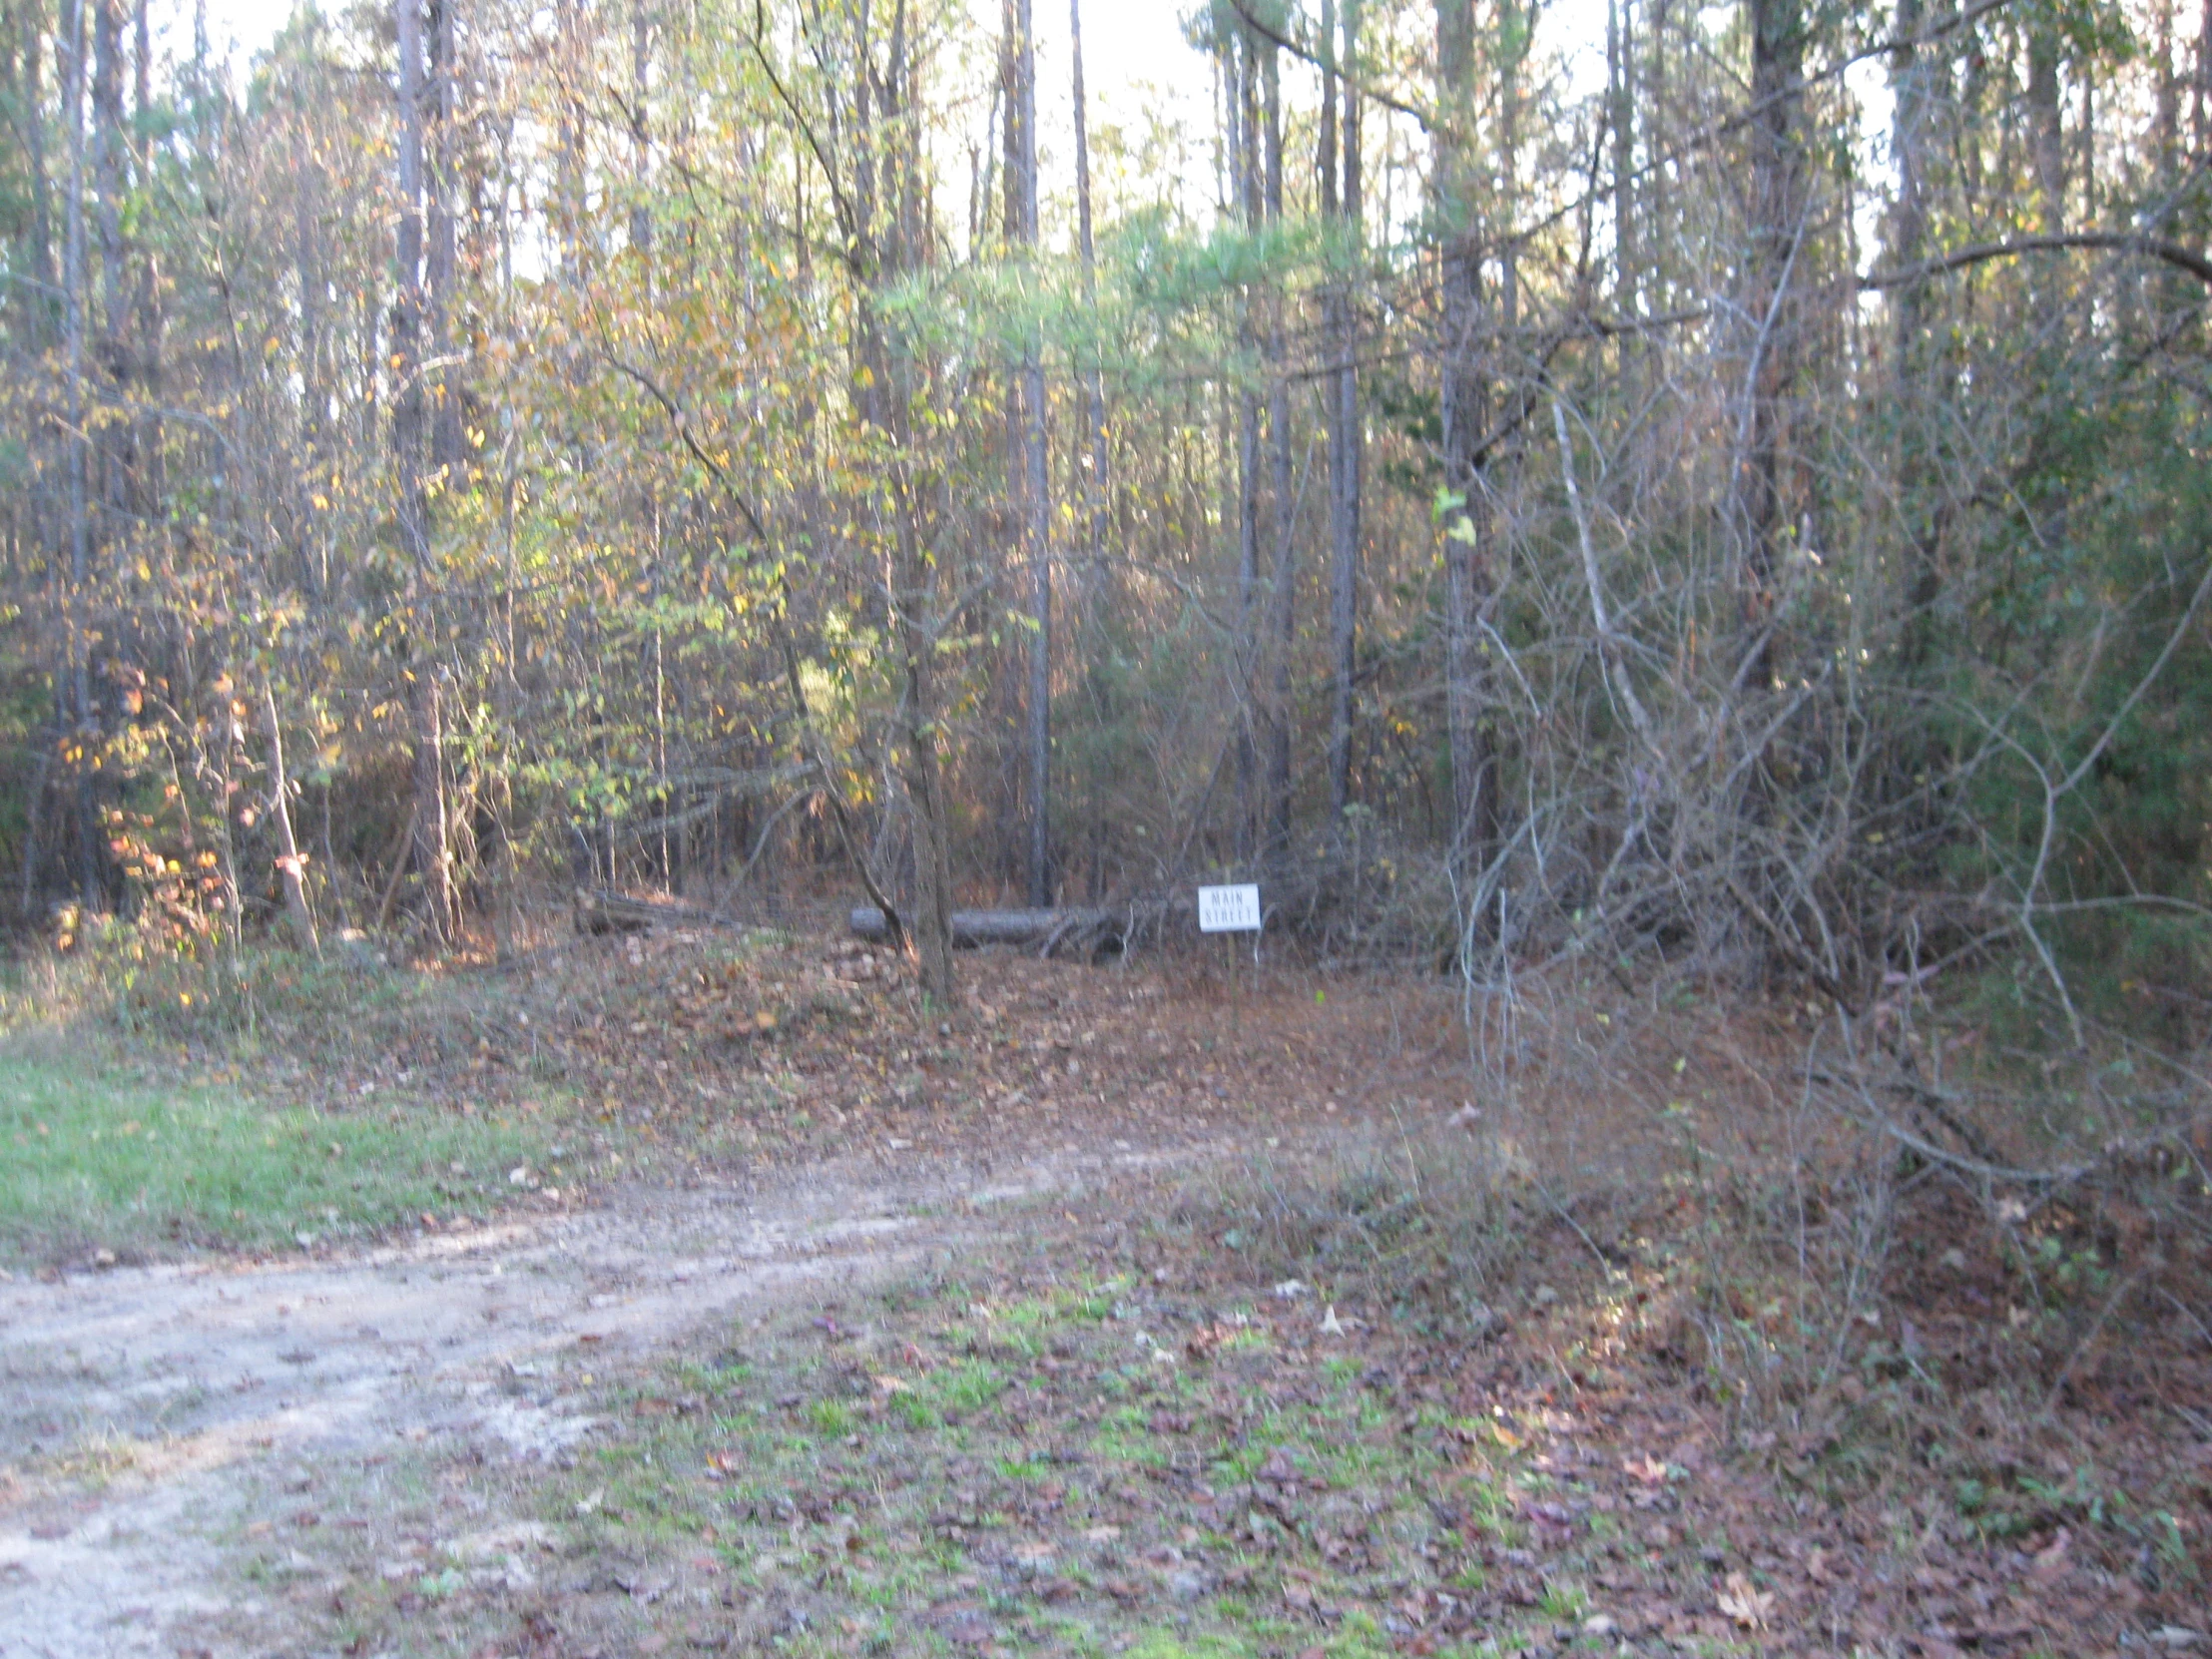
1718 1570 1775 1629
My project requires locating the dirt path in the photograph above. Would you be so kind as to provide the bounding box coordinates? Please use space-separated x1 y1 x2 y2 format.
0 1137 1210 1659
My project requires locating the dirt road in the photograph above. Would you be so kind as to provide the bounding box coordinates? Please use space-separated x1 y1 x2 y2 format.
0 1139 1196 1659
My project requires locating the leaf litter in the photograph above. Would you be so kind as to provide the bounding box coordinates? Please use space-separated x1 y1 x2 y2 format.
1 921 2207 1656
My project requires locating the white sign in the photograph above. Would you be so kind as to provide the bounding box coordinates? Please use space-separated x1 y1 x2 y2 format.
1197 883 1262 933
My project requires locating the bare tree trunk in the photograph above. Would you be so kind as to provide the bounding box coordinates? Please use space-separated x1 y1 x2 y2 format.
1324 0 1364 819
1070 0 1108 621
1003 0 1051 905
61 0 95 904
892 500 957 1003
129 0 159 526
862 0 955 1003
393 0 428 571
2156 0 2180 175
294 36 325 594
1231 31 1262 857
630 0 652 261
1732 0 1806 680
1263 40 1295 858
1890 0 1944 663
427 0 462 472
1608 0 1637 318
2196 0 2211 156
2029 26 2064 239
263 685 320 956
410 673 454 942
90 0 129 529
554 0 582 276
1436 0 1497 877
394 0 448 944
19 2 57 345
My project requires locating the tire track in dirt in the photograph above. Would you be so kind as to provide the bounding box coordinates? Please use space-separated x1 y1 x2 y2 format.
0 1139 1213 1659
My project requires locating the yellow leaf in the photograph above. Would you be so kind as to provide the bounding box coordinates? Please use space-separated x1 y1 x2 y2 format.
1717 1571 1775 1629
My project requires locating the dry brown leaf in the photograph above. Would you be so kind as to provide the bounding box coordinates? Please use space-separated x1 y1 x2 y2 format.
1717 1570 1776 1630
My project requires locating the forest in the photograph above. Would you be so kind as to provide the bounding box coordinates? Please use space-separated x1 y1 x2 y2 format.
2 0 2208 1023
2 0 2212 1649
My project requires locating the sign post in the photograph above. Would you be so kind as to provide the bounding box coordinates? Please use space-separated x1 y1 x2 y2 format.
1198 883 1263 1030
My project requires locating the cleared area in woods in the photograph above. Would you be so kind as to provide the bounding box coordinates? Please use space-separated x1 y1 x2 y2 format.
0 911 2205 1654
2 0 2212 1644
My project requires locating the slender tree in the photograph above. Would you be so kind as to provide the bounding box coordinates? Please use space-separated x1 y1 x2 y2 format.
1436 0 1498 878
1003 0 1051 904
1324 0 1364 818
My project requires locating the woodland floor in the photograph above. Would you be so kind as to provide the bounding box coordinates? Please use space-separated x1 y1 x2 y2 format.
0 919 2206 1659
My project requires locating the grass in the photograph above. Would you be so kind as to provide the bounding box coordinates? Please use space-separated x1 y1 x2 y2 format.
315 1264 1638 1659
0 1046 558 1262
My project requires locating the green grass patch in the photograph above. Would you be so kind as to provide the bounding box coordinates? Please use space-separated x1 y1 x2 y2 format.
0 1050 554 1261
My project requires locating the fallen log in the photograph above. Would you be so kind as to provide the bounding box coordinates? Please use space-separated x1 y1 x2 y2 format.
847 905 1121 958
574 888 727 936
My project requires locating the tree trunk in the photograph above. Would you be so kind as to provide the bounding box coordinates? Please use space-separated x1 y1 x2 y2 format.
1608 0 1637 318
394 0 448 943
1324 0 1364 819
61 0 94 904
393 0 428 572
410 673 454 943
630 0 651 261
1070 0 1108 623
1436 0 1497 877
1003 0 1051 906
1891 0 1944 663
2196 0 2211 157
1262 40 1295 858
861 0 956 1003
295 40 325 594
129 0 159 527
1732 0 1806 681
263 686 320 956
19 0 56 348
427 0 462 473
2029 27 2064 239
1231 31 1262 858
90 0 130 528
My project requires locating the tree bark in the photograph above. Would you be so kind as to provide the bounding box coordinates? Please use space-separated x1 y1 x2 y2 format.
1324 0 1364 819
1070 0 1108 623
90 0 130 526
630 0 652 261
1231 31 1262 857
129 0 159 527
294 33 325 594
857 0 957 1003
1608 0 1637 319
1263 39 1295 859
393 0 428 572
1003 0 1051 906
2196 0 2211 157
60 0 94 904
263 686 320 956
1732 0 1806 680
1436 0 1497 877
1890 0 1944 663
19 2 57 345
394 0 449 944
427 0 462 473
2028 26 2064 239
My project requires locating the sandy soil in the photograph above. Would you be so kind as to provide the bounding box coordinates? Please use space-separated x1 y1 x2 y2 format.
0 1136 1210 1659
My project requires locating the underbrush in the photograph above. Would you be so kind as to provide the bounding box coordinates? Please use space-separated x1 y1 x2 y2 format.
1170 1081 2212 1599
